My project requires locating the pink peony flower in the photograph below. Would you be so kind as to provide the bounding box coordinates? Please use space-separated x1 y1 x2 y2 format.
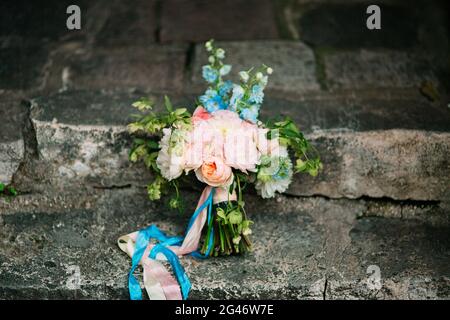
256 128 281 157
186 108 268 180
192 106 211 123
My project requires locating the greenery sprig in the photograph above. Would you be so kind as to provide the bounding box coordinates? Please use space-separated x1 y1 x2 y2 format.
128 96 191 210
267 118 323 177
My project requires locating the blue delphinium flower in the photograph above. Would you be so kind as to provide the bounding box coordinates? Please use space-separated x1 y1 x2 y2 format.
200 89 227 113
239 104 260 123
199 88 217 104
218 80 233 97
229 85 245 111
204 95 226 113
202 65 218 83
273 159 291 180
249 85 264 104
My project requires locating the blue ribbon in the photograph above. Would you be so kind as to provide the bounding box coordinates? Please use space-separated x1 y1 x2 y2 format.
128 187 215 300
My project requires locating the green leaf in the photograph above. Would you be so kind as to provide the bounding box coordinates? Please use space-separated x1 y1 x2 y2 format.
8 187 17 196
295 159 307 172
132 97 153 111
127 122 144 133
146 140 160 149
281 128 300 138
164 95 173 112
0 183 4 193
228 210 243 225
133 138 145 145
174 108 187 116
216 208 228 224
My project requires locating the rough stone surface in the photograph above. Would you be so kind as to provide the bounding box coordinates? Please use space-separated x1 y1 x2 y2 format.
326 218 450 299
27 91 450 201
0 188 448 299
290 130 450 201
0 95 27 184
322 50 439 90
28 91 194 188
44 43 188 93
30 91 146 188
93 0 157 46
190 41 320 94
0 0 87 43
160 0 279 42
298 4 419 49
261 95 450 134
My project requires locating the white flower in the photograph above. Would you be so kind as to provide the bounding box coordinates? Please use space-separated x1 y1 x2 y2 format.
156 128 186 181
208 55 215 64
219 64 231 76
256 72 263 80
215 48 225 59
205 41 213 52
255 146 293 198
259 75 268 87
239 71 249 83
267 67 273 75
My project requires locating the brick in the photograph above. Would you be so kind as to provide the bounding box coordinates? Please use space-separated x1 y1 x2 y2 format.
191 41 320 94
0 46 49 92
298 3 419 49
93 0 157 46
160 0 279 42
322 50 439 90
44 43 188 93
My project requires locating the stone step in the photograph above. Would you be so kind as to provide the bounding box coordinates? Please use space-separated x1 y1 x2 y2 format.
188 40 447 96
23 90 450 201
3 39 447 99
0 188 448 299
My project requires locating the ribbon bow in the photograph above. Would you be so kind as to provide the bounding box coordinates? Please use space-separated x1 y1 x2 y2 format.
118 186 215 300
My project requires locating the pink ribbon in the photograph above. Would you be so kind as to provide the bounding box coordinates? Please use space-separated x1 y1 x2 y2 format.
118 186 236 300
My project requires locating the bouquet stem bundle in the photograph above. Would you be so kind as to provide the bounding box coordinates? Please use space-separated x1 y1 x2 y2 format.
200 201 252 256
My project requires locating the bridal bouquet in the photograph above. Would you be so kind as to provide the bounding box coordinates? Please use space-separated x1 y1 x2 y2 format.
119 40 321 300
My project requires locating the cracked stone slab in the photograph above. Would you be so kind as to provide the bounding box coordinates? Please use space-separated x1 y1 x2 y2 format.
29 90 450 200
44 42 188 93
190 41 320 94
260 96 450 201
29 91 194 188
0 95 26 184
0 189 328 299
326 217 450 299
0 188 448 299
289 130 450 201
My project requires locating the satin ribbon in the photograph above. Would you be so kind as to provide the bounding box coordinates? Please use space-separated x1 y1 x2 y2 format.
118 186 216 300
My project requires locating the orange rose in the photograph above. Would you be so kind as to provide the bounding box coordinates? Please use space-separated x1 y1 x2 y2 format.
195 157 233 187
